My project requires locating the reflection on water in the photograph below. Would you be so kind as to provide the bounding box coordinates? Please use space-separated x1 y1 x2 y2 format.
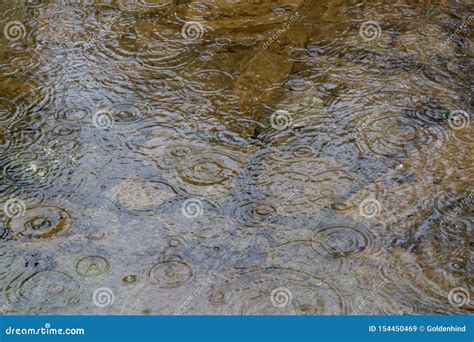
0 0 472 315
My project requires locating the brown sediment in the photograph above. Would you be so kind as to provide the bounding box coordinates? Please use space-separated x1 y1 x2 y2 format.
233 13 308 130
0 0 472 316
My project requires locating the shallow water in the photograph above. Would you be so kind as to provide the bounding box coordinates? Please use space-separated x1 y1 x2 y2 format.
0 0 472 315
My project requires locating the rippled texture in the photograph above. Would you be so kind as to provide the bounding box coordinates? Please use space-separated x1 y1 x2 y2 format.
0 0 472 315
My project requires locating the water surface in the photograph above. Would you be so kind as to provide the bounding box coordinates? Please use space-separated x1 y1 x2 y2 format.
0 0 473 315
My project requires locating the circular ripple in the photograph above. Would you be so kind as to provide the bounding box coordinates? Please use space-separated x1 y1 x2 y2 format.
381 247 473 313
75 256 110 277
127 124 187 160
439 218 471 240
52 124 81 139
192 215 234 248
109 102 152 126
422 218 473 289
256 165 359 216
123 274 137 284
56 107 90 123
284 76 314 94
311 226 374 259
155 144 197 171
253 166 305 188
355 114 449 158
266 95 325 120
3 154 53 189
179 152 239 186
5 270 80 310
136 0 173 9
452 127 474 145
265 144 317 163
0 127 43 157
330 267 377 299
132 32 195 71
173 2 219 21
186 69 233 95
0 49 45 77
208 268 349 315
212 130 254 148
380 253 425 291
175 151 241 199
113 178 178 214
5 205 72 242
24 0 45 8
148 260 193 288
232 201 278 228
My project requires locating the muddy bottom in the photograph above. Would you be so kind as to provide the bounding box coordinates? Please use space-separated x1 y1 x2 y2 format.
0 0 472 315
